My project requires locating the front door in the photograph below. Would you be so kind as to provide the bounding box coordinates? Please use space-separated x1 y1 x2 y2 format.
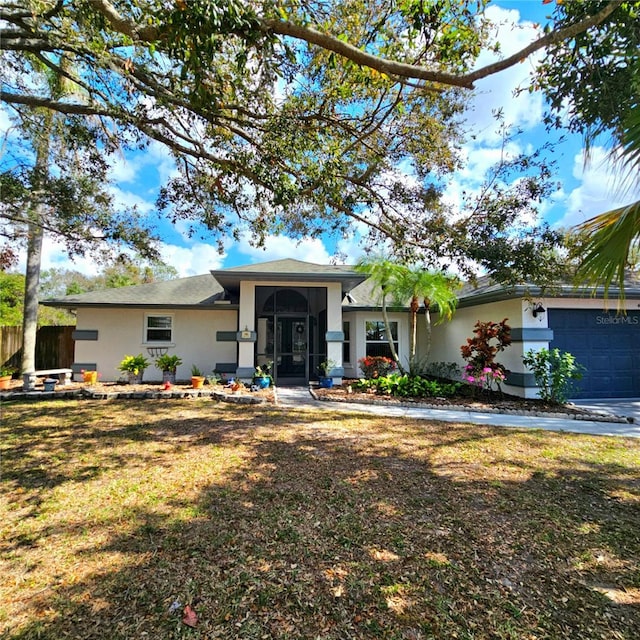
275 316 307 385
255 286 327 386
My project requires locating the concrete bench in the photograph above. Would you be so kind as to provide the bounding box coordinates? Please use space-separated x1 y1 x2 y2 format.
23 368 73 391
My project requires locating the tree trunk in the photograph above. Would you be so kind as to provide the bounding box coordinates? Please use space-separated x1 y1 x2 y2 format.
21 125 50 377
381 292 404 375
423 301 432 363
21 218 44 374
409 296 419 375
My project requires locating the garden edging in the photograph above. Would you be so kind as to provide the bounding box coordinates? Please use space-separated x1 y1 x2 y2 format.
0 387 270 405
308 387 634 424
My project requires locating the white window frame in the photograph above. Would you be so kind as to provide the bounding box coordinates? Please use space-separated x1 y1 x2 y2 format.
365 320 398 358
343 320 351 364
144 313 174 344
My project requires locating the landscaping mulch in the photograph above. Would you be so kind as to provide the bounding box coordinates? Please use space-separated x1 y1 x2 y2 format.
314 381 627 421
0 378 275 404
1 399 639 639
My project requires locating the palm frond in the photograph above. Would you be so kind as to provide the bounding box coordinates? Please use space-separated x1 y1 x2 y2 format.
573 200 640 303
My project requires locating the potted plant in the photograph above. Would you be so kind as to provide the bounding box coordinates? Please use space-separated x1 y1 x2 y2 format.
253 361 273 389
117 354 150 384
191 364 205 389
317 359 336 388
0 365 16 390
81 369 99 385
155 353 183 384
207 370 222 386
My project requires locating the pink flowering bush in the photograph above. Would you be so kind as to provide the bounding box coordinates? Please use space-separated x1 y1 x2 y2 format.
463 364 506 392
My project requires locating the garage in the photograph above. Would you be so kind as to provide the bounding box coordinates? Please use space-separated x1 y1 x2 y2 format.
549 309 640 399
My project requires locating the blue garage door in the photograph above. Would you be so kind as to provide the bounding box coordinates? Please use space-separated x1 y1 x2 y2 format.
549 309 640 399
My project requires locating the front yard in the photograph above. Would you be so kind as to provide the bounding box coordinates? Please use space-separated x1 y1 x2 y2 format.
1 399 639 639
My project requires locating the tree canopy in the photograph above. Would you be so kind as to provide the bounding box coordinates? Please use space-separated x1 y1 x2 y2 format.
2 1 627 281
533 0 640 298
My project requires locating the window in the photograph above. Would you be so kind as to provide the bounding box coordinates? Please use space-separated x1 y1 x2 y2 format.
145 315 173 343
365 320 398 358
342 321 351 364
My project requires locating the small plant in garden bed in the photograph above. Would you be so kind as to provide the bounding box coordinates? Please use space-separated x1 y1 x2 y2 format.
461 319 512 394
154 353 183 373
117 354 150 382
358 355 397 378
523 347 585 404
356 373 462 398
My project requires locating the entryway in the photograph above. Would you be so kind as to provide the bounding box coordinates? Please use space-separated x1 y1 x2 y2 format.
255 286 328 385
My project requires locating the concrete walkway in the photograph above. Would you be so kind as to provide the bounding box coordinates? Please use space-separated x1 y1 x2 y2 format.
275 387 640 438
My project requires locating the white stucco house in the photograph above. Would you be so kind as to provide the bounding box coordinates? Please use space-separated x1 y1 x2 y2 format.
43 259 640 399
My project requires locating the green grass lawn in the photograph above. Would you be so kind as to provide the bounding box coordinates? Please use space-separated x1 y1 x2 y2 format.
1 399 639 639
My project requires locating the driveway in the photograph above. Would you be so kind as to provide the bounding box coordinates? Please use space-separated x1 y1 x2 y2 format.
574 398 640 424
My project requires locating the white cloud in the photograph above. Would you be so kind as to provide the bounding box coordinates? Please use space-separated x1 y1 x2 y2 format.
465 5 545 144
158 242 226 277
554 147 640 228
108 185 156 214
16 236 101 277
235 233 333 265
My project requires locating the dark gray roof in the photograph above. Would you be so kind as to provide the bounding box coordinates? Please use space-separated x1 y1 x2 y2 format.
44 258 639 312
41 274 227 309
211 259 366 295
456 275 640 308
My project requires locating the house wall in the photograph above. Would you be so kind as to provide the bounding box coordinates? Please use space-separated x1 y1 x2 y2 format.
73 307 238 382
342 310 409 379
426 298 538 397
425 294 640 399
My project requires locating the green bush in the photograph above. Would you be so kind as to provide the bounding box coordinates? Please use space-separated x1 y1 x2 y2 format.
522 348 585 404
356 374 461 398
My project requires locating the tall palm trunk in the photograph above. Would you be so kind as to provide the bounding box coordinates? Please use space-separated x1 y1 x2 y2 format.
409 295 419 375
381 289 405 375
423 298 432 361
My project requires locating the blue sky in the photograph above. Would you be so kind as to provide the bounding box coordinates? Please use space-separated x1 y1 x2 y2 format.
6 0 640 278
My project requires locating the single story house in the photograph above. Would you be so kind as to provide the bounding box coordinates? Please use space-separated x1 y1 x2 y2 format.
43 259 640 399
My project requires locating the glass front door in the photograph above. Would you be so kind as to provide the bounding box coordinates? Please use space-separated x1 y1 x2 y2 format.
256 286 327 386
275 316 307 384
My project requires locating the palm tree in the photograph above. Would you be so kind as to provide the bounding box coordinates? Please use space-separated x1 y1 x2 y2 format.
356 257 460 376
355 257 404 372
572 100 640 302
394 267 460 375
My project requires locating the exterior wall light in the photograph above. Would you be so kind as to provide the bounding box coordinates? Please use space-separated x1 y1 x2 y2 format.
532 303 546 318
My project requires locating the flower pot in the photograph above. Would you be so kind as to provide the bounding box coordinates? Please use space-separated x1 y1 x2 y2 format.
162 371 176 385
319 376 333 389
43 378 57 392
0 375 11 390
128 372 143 385
82 371 98 385
256 376 270 389
191 376 205 389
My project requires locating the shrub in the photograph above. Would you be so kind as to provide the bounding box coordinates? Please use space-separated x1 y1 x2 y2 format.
118 354 150 375
356 374 461 398
461 319 511 392
154 354 182 373
358 356 396 379
423 361 461 381
522 348 585 404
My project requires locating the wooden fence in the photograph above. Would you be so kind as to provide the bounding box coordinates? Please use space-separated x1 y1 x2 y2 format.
1 326 75 371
